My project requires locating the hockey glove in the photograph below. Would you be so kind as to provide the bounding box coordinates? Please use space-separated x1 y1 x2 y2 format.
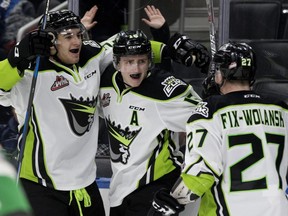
167 33 210 73
150 188 184 216
7 29 53 70
202 72 219 98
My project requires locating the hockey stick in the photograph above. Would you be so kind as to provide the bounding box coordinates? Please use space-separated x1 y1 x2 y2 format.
205 0 217 60
202 0 218 97
205 0 218 78
16 0 50 184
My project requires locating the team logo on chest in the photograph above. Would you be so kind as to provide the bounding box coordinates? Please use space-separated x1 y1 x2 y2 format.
51 75 69 91
59 94 97 136
106 117 141 164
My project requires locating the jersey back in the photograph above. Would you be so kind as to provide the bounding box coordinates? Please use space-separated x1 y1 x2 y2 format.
184 91 288 216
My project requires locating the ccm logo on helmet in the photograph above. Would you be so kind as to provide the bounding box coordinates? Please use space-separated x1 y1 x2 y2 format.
66 17 77 21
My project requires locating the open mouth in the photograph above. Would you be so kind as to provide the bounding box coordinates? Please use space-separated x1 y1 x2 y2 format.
70 48 79 54
130 73 141 79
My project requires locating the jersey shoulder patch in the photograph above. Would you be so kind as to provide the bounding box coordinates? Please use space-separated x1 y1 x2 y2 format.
83 40 101 48
78 41 103 66
135 70 189 100
188 95 221 123
194 101 209 118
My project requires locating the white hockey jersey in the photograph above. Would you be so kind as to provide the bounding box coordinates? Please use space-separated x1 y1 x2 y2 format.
0 41 112 190
99 67 201 207
183 91 288 216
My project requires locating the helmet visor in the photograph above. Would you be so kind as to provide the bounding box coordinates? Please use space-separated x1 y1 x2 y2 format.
56 24 88 40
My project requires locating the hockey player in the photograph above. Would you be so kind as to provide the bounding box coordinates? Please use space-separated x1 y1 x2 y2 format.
150 42 288 215
99 30 209 216
0 9 111 216
0 6 210 216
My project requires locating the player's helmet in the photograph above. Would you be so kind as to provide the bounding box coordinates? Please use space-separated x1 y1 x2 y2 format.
213 42 256 84
113 30 152 68
39 9 86 34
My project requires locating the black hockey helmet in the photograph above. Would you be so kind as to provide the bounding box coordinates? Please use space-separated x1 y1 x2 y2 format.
39 9 86 34
213 42 256 84
113 30 152 68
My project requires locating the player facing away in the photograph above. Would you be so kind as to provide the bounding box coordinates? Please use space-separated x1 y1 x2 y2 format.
0 9 113 216
150 42 288 216
98 30 209 216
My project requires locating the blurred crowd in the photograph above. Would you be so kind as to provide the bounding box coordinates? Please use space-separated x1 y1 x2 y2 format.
0 0 132 60
0 0 67 60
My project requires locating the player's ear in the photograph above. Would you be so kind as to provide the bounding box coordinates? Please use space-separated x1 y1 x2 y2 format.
113 62 120 71
50 46 57 56
113 55 121 70
116 64 120 71
214 70 223 85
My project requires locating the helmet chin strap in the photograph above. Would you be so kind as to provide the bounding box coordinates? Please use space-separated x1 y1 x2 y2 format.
123 81 132 88
50 40 75 69
116 71 132 88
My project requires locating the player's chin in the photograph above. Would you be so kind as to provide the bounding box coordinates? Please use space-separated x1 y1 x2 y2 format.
68 55 80 64
126 78 142 87
132 76 146 87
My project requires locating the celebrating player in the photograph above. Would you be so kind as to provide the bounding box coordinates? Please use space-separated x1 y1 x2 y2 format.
99 29 209 216
0 9 111 216
0 5 210 215
150 42 288 216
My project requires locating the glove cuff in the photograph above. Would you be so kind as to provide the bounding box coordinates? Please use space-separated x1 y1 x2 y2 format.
167 33 210 69
7 46 33 74
7 46 20 68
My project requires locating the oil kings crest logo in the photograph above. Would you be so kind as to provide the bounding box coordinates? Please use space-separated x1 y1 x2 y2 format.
161 76 186 97
60 94 97 136
106 117 141 164
100 93 111 107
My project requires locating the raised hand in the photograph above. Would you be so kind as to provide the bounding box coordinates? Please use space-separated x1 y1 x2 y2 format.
81 5 98 31
142 5 166 29
167 33 210 72
8 30 53 71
